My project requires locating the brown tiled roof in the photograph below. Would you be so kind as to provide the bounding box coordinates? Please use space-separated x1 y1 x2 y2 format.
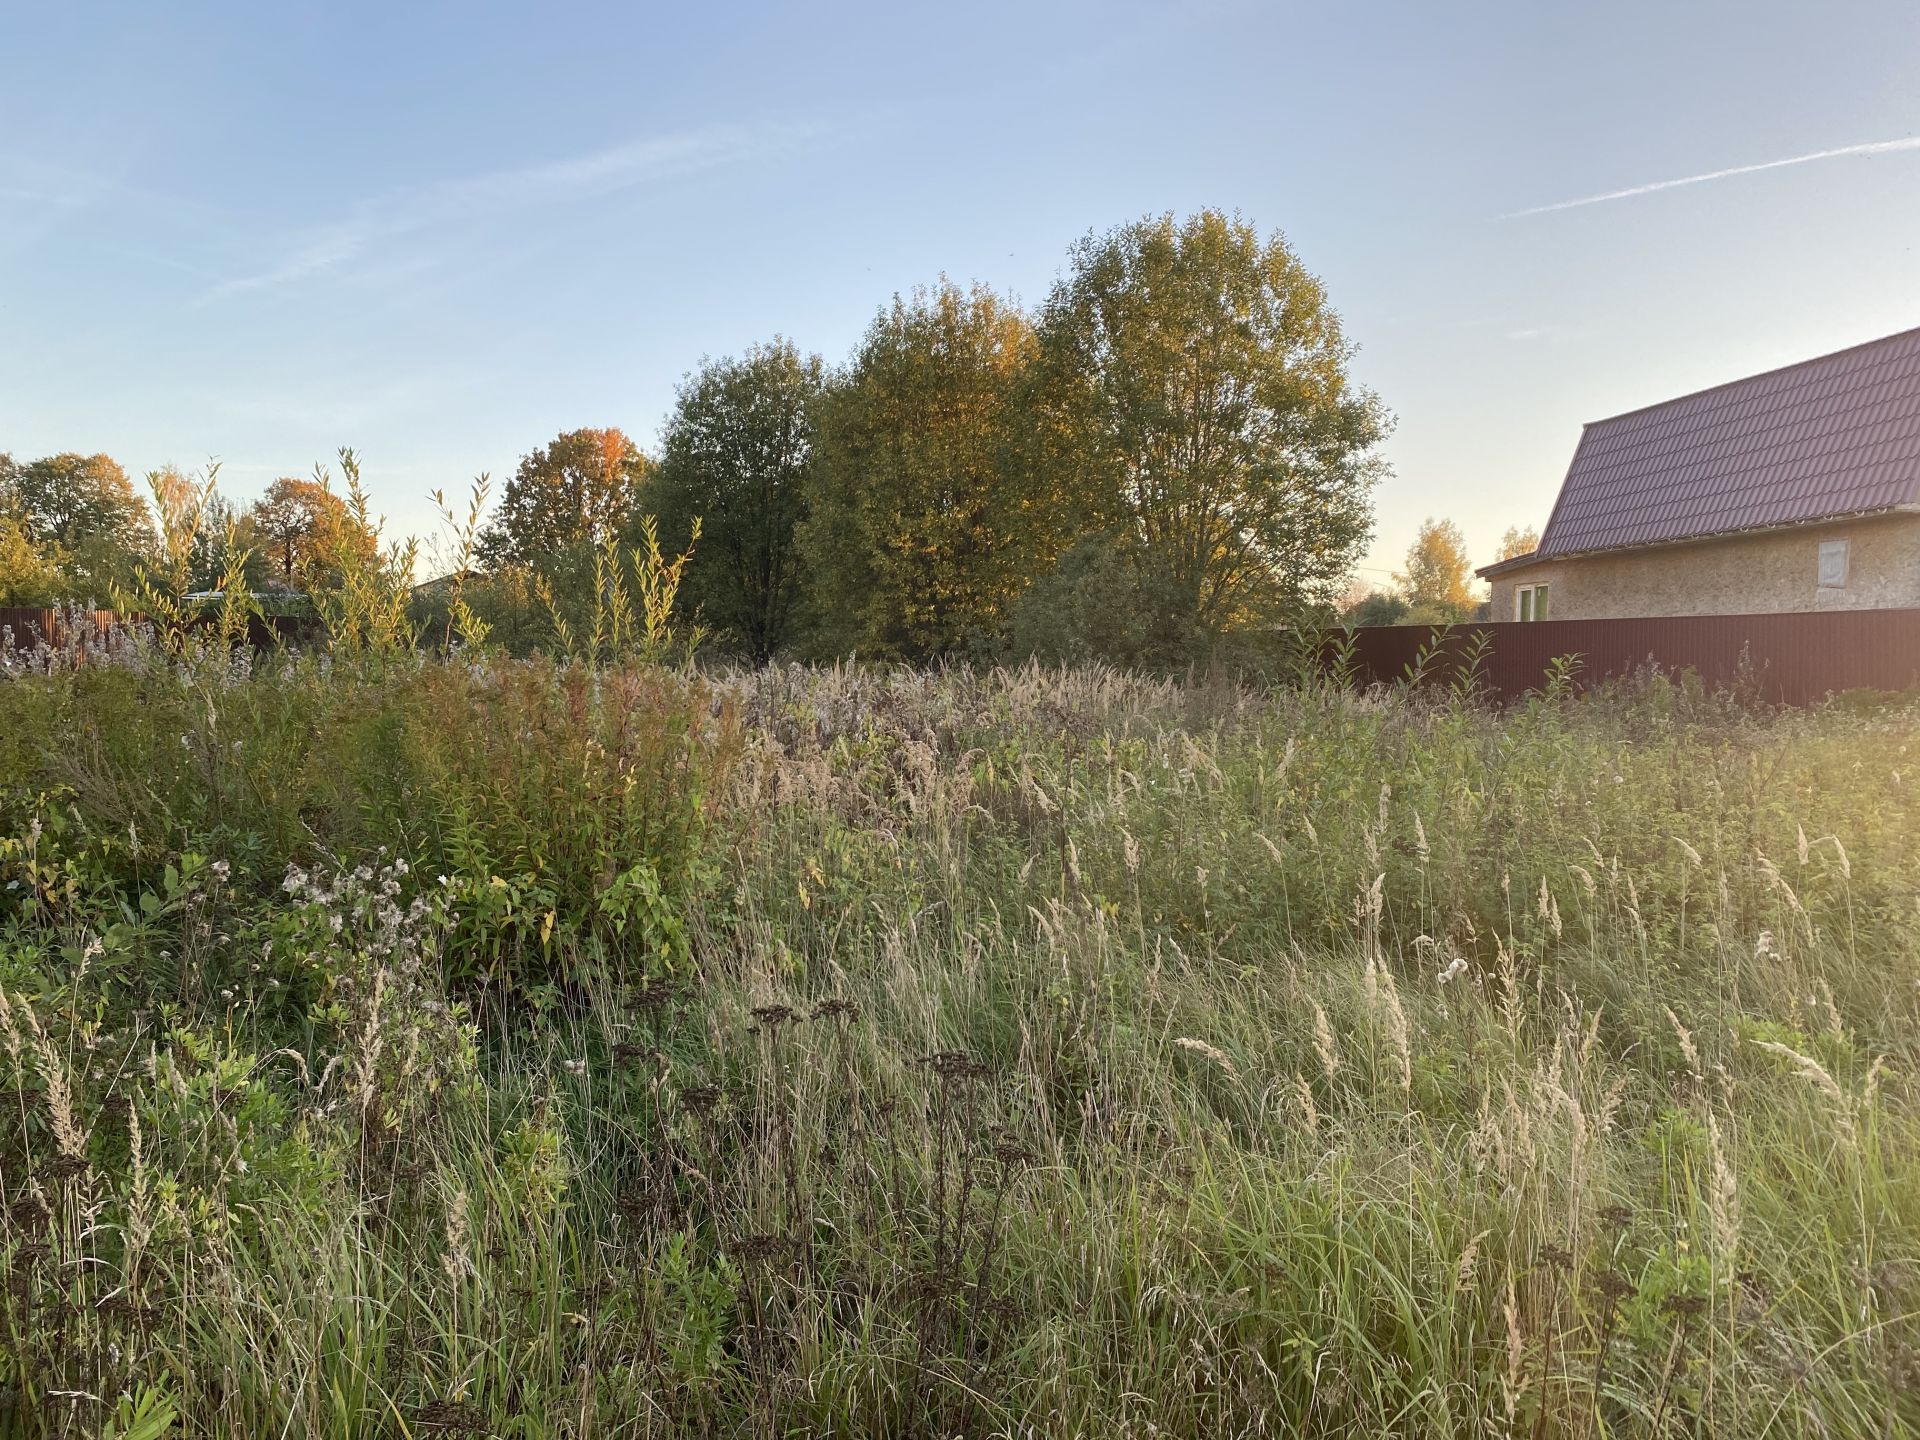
1535 325 1920 559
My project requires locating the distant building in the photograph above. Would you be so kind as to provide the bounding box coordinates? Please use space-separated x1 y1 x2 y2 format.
1479 326 1920 621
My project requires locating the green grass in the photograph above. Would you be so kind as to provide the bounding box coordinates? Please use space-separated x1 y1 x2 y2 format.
2 647 1918 1437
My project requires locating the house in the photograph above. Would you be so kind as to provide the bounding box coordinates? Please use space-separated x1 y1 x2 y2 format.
1478 325 1920 621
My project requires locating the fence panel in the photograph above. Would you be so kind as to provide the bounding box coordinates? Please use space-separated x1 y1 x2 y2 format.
0 608 118 646
1334 610 1920 705
0 609 58 645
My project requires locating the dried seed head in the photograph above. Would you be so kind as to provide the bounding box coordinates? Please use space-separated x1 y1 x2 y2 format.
1310 1001 1341 1084
1173 1036 1237 1077
39 1155 87 1183
990 1131 1037 1169
1456 1229 1491 1292
905 1266 962 1304
1591 1270 1635 1304
1292 1073 1320 1137
1663 1295 1707 1321
729 1233 795 1267
629 976 682 1013
413 1399 488 1434
920 1050 990 1082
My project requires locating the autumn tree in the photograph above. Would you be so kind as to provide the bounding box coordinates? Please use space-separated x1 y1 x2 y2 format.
803 282 1064 659
1 452 156 601
1496 524 1540 562
0 516 61 605
646 341 823 660
246 473 375 590
1027 210 1388 637
1396 517 1477 622
478 428 651 569
3 452 153 552
0 454 49 603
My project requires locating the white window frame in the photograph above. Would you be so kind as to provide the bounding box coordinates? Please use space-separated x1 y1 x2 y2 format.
1515 583 1550 621
1817 538 1850 589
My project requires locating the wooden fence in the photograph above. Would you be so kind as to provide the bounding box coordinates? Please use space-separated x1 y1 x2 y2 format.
1333 609 1920 705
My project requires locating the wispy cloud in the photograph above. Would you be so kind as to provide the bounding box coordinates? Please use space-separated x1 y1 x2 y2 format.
0 155 125 210
1502 135 1920 219
206 121 815 300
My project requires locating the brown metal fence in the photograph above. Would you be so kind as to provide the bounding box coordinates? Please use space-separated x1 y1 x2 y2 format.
0 607 319 652
7 606 1919 700
0 608 118 646
1332 610 1920 706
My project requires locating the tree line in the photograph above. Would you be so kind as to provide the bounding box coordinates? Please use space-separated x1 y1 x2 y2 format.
0 453 379 606
1339 519 1538 627
5 210 1404 666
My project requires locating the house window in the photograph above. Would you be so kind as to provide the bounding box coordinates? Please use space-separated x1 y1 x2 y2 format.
1817 538 1850 589
1516 583 1550 621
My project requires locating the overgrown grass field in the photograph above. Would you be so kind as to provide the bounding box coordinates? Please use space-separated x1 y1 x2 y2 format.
2 639 1917 1436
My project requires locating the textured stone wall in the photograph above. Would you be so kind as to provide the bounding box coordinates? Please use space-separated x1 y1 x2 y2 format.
1489 515 1920 621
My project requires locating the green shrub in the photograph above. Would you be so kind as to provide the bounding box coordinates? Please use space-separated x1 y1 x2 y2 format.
1005 534 1207 670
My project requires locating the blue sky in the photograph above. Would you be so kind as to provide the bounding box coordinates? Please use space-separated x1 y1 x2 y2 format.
4 1 1918 585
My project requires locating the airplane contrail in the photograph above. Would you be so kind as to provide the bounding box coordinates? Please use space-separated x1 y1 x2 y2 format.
1503 135 1920 219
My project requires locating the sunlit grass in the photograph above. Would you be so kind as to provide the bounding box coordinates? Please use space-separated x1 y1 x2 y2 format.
1 651 1917 1436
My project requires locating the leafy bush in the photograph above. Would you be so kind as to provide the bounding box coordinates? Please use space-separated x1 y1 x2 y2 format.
1005 534 1208 670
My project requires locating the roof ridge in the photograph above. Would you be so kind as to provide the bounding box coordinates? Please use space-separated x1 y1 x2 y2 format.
1534 325 1920 559
1583 323 1920 429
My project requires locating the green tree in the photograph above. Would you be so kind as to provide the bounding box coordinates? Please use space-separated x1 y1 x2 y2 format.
804 281 1063 659
647 341 823 660
1340 587 1410 627
1029 210 1389 636
1395 517 1476 622
245 473 376 591
193 493 252 593
478 428 651 569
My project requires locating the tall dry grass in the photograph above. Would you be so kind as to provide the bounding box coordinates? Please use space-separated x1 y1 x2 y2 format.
1 650 1917 1436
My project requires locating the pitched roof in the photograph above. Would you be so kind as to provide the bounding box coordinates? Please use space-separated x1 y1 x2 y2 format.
1533 325 1920 560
